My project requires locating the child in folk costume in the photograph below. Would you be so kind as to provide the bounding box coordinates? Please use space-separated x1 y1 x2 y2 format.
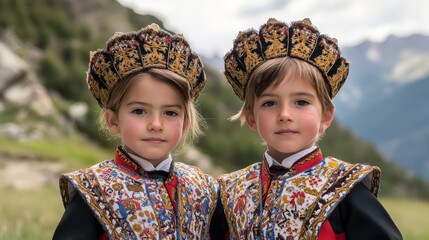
53 23 218 239
212 18 402 239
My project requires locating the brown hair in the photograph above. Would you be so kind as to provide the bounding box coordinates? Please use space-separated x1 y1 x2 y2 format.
231 57 334 134
99 68 205 152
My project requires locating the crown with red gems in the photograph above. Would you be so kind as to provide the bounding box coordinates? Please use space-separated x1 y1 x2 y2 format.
224 18 349 101
86 23 206 108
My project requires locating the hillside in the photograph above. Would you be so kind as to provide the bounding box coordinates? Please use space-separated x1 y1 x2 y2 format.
1 0 429 200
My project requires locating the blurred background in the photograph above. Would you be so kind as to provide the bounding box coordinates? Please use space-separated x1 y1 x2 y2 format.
0 0 428 239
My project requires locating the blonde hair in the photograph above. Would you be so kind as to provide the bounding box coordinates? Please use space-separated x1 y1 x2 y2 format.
231 57 334 136
98 68 205 152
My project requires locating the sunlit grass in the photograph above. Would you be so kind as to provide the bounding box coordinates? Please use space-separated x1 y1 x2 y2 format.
0 134 110 170
0 186 63 240
381 197 429 240
0 134 111 239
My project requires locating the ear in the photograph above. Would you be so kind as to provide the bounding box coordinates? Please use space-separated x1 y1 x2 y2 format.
105 109 120 134
245 113 257 132
320 106 335 133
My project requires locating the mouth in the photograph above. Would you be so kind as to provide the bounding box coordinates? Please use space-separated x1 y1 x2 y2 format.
275 129 297 135
143 138 165 144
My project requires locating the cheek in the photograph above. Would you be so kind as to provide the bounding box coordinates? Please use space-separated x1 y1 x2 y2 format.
255 112 273 135
168 119 185 138
300 112 322 134
118 115 143 131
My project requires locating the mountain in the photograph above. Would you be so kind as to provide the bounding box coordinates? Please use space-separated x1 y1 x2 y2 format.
1 0 429 199
334 34 429 181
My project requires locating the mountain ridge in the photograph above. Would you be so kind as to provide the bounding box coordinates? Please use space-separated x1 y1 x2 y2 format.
334 34 429 181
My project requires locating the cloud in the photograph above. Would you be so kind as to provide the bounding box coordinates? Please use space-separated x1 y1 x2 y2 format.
239 0 292 16
118 0 429 57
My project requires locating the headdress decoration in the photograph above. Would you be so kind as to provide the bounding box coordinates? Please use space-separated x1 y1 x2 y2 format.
224 18 349 101
86 23 206 108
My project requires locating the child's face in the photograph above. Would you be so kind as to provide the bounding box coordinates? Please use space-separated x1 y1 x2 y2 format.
246 76 333 162
105 73 185 166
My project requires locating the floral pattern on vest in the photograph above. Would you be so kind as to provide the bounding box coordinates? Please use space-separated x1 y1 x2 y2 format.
60 147 218 239
218 148 380 239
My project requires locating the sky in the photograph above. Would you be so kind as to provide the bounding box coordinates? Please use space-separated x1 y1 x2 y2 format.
118 0 429 58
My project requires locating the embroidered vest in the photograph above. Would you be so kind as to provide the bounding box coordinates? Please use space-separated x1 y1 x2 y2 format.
218 149 380 240
59 148 218 239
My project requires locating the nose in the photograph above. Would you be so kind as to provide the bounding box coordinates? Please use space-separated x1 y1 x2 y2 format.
277 104 292 122
148 114 163 131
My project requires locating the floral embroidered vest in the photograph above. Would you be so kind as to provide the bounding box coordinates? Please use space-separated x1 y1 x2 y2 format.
217 148 381 239
59 147 218 239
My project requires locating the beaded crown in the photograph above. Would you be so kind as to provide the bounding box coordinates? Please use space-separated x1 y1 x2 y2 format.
224 18 349 101
86 23 206 108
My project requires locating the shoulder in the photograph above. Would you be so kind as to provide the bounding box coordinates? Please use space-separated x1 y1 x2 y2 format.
325 156 381 196
63 159 114 177
325 156 379 171
217 162 261 185
173 162 218 188
59 159 114 206
174 161 205 173
174 161 211 178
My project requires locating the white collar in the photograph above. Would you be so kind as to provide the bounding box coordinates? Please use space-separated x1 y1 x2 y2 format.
264 146 318 169
124 148 172 172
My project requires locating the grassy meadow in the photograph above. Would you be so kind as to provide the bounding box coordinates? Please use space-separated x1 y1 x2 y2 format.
382 198 429 239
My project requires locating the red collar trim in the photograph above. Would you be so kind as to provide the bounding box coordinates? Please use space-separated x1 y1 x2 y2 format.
262 147 324 177
114 146 145 175
292 147 323 174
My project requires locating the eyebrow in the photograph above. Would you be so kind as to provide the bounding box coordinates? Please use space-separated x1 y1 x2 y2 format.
292 92 316 98
126 101 183 109
259 91 316 98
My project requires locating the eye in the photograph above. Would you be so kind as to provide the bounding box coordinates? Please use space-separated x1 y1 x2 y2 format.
295 99 309 106
261 100 276 107
131 108 146 115
165 110 179 117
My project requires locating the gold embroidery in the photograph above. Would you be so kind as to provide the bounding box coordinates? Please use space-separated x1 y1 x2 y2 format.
86 24 206 107
225 56 247 85
143 39 168 67
186 57 201 85
237 33 263 72
290 26 317 60
224 18 349 101
330 61 349 95
263 27 287 57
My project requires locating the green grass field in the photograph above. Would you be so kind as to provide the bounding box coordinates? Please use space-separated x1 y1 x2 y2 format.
1 186 428 239
381 198 429 239
0 186 63 240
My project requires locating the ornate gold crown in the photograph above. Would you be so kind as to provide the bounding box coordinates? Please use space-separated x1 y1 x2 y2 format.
86 23 206 108
224 18 349 101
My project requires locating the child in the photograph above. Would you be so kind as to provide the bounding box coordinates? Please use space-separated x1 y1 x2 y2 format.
213 18 402 239
53 23 218 239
